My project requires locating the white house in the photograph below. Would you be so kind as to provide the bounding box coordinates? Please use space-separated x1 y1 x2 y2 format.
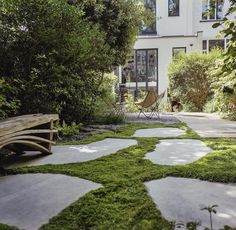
117 0 235 97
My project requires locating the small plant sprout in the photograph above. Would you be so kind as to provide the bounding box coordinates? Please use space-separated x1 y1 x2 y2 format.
200 204 218 230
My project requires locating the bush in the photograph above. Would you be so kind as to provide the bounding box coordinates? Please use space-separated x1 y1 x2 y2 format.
93 73 126 124
168 51 221 112
55 121 81 136
208 60 236 120
0 0 144 123
0 79 20 119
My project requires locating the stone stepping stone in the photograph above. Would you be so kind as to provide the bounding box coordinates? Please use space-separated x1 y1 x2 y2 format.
145 177 236 229
133 128 185 138
6 138 137 168
145 139 212 165
0 174 102 230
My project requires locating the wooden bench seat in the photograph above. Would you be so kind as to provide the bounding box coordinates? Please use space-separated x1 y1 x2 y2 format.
0 114 59 155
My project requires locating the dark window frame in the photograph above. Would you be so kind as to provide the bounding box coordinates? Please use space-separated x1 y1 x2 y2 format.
168 0 180 17
135 49 159 93
140 0 157 35
172 47 186 57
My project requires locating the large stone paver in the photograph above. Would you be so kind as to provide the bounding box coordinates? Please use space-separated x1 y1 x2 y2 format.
145 139 212 165
5 138 137 168
145 177 236 229
0 174 102 230
175 112 236 138
133 128 185 138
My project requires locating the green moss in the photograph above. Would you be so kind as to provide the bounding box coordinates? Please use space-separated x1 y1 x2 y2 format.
0 224 18 230
2 123 236 229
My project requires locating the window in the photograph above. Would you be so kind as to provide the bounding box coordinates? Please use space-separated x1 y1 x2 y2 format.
172 47 186 58
136 49 158 91
168 0 180 17
202 0 224 20
209 39 225 51
141 0 156 35
202 39 226 53
202 40 207 53
121 52 135 83
121 49 158 92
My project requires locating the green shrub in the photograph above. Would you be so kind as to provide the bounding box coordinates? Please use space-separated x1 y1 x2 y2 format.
0 79 20 119
55 121 81 136
0 0 144 123
208 60 236 120
168 51 221 112
125 93 139 113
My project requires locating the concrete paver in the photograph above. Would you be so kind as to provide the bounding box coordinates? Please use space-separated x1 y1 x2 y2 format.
133 128 185 138
5 138 137 168
145 139 212 165
0 174 102 230
145 177 236 229
175 112 236 138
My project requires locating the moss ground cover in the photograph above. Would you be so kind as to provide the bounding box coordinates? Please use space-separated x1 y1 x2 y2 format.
2 123 236 229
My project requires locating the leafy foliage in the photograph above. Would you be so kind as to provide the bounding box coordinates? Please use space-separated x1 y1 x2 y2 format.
209 1 236 120
168 51 221 111
208 61 236 120
0 79 20 118
55 121 81 136
0 0 144 122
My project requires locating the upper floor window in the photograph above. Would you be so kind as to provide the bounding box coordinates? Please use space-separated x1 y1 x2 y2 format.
202 0 224 20
141 0 156 35
168 0 180 17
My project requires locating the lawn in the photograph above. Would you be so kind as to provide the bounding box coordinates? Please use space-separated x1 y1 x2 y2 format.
2 122 236 230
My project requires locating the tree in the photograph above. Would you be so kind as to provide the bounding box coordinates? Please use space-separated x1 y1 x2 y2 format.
168 51 221 112
208 0 236 120
69 0 145 68
212 0 236 74
0 0 144 122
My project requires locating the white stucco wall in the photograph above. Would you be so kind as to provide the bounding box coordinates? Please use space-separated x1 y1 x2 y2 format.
156 0 194 36
133 33 202 93
123 0 235 95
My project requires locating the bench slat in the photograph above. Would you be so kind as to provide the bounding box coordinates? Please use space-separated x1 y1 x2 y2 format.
0 135 55 147
0 114 59 137
0 129 57 143
1 140 51 154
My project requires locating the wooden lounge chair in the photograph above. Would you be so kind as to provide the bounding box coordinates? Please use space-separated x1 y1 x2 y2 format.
135 89 165 119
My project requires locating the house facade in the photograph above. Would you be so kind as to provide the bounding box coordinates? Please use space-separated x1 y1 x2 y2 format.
117 0 235 97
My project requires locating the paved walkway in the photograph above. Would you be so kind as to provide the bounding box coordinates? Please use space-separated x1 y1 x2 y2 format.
3 138 137 168
175 112 236 138
145 177 236 229
0 119 235 229
145 139 212 165
0 174 101 230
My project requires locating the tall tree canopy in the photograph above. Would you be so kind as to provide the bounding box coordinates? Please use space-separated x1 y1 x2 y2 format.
0 0 144 122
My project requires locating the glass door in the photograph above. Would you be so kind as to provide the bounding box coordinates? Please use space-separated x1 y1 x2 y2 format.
135 49 158 94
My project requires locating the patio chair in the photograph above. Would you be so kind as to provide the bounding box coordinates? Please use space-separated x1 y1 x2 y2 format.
135 89 165 119
135 88 158 118
149 90 166 119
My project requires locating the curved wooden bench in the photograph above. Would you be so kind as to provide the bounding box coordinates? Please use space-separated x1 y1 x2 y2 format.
0 114 59 155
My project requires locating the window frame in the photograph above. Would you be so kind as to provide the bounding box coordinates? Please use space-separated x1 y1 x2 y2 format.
201 0 224 21
140 0 157 35
172 47 186 57
168 0 180 17
135 49 159 92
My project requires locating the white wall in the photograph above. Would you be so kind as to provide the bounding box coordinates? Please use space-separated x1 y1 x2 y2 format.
133 33 202 93
192 0 230 39
156 0 234 39
156 0 194 36
124 0 235 95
